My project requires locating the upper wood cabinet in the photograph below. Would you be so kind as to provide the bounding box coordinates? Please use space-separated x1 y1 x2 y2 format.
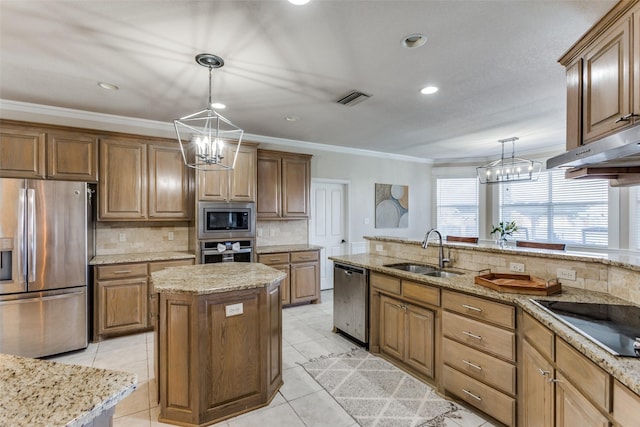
561 1 640 149
47 130 98 181
99 138 191 221
198 143 257 202
0 123 46 178
0 121 98 181
257 149 311 220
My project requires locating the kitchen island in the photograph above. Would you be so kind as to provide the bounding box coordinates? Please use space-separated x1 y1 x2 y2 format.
151 262 286 427
0 353 136 427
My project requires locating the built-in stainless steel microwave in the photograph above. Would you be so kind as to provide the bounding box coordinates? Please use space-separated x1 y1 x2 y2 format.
198 202 255 240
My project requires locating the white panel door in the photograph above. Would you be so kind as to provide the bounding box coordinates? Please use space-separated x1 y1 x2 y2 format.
310 181 347 290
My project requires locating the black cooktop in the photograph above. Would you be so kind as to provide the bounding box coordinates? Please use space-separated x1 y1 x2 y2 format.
532 300 640 357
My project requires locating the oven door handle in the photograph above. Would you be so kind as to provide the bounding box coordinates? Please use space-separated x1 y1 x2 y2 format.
202 248 252 256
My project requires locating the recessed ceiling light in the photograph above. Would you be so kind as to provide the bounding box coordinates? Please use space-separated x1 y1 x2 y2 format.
420 86 438 95
285 115 299 122
210 102 226 109
97 82 119 90
402 34 427 49
288 0 310 5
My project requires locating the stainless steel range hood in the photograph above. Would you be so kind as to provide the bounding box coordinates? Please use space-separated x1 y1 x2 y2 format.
547 125 640 169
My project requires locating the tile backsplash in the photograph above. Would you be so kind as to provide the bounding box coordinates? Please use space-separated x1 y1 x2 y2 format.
256 220 308 246
95 222 190 255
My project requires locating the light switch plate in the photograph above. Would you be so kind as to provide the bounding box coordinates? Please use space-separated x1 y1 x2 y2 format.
510 262 525 273
119 233 126 242
376 244 384 252
225 303 243 317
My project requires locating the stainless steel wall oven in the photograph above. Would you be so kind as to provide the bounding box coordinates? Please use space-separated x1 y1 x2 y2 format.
200 240 254 263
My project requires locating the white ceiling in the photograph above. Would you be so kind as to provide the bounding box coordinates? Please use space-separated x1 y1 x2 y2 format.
0 0 617 162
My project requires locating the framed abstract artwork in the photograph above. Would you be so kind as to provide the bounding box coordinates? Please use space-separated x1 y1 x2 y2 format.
375 183 408 228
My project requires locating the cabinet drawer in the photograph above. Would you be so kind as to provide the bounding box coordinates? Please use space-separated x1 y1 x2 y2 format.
443 365 515 427
556 337 610 411
370 272 400 295
443 311 515 362
96 263 148 280
149 258 194 273
258 253 290 265
443 338 515 395
402 280 440 307
522 311 554 361
613 380 640 427
443 290 515 329
291 250 319 263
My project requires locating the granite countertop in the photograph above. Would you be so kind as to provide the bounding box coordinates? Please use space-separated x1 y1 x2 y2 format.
0 354 136 427
256 244 323 254
90 251 195 265
330 252 640 396
365 235 640 272
151 262 287 295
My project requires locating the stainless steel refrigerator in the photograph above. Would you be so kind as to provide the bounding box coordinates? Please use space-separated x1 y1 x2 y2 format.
0 178 93 358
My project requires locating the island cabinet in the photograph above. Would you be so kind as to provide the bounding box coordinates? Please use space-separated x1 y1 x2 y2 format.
518 311 626 427
369 272 439 383
257 249 320 306
561 0 640 150
441 290 516 427
93 258 194 341
152 263 285 427
197 142 257 202
256 150 311 219
0 120 98 181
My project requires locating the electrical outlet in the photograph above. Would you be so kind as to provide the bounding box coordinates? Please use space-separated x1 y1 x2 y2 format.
225 303 243 317
557 268 576 281
118 233 126 242
510 262 525 273
168 231 174 241
364 217 370 225
376 244 384 252
257 228 264 237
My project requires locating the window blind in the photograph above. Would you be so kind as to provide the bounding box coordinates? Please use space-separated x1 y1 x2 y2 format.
499 169 608 246
436 178 479 238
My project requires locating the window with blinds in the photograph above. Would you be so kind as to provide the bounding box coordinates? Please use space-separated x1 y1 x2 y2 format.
499 169 608 246
436 178 479 238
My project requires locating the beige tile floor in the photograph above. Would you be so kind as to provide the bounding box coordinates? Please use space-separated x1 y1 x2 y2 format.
50 290 494 427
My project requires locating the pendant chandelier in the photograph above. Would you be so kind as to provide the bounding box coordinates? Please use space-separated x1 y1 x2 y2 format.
174 53 243 171
477 137 542 184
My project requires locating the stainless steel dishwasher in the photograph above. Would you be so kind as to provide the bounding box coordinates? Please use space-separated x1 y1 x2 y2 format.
333 263 368 346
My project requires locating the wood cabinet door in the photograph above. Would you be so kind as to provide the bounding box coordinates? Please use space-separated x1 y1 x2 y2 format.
97 277 148 335
274 264 290 305
281 156 310 218
404 303 435 379
0 125 46 178
229 144 256 201
257 154 281 218
148 144 190 219
582 15 632 143
379 295 405 361
197 144 230 201
99 138 148 220
289 262 318 304
47 131 98 181
555 372 609 427
565 59 582 151
267 281 283 396
633 4 640 124
521 340 554 427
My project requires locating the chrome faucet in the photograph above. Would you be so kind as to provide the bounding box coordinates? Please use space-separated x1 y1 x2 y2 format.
422 228 450 269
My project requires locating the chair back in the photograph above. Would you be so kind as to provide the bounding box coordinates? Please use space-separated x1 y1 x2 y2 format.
516 241 566 251
446 236 479 244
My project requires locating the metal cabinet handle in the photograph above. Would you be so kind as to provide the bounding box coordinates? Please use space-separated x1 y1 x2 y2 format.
615 113 639 123
463 360 482 371
114 270 132 274
462 389 482 401
538 368 550 377
462 331 482 340
462 304 482 312
548 378 561 384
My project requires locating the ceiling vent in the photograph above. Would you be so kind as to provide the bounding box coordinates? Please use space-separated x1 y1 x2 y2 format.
336 90 371 106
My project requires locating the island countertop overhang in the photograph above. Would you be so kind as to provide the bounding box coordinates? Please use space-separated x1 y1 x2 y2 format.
150 262 287 295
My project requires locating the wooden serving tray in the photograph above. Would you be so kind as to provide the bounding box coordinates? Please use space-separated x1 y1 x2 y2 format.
474 273 561 295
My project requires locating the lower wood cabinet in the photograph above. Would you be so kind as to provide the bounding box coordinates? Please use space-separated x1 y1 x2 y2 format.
257 249 320 306
93 258 194 341
380 295 435 379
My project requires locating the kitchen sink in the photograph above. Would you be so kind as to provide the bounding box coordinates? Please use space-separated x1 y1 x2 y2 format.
384 263 461 278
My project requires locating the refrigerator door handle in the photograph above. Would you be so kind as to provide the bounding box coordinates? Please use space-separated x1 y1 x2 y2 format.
27 188 36 283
